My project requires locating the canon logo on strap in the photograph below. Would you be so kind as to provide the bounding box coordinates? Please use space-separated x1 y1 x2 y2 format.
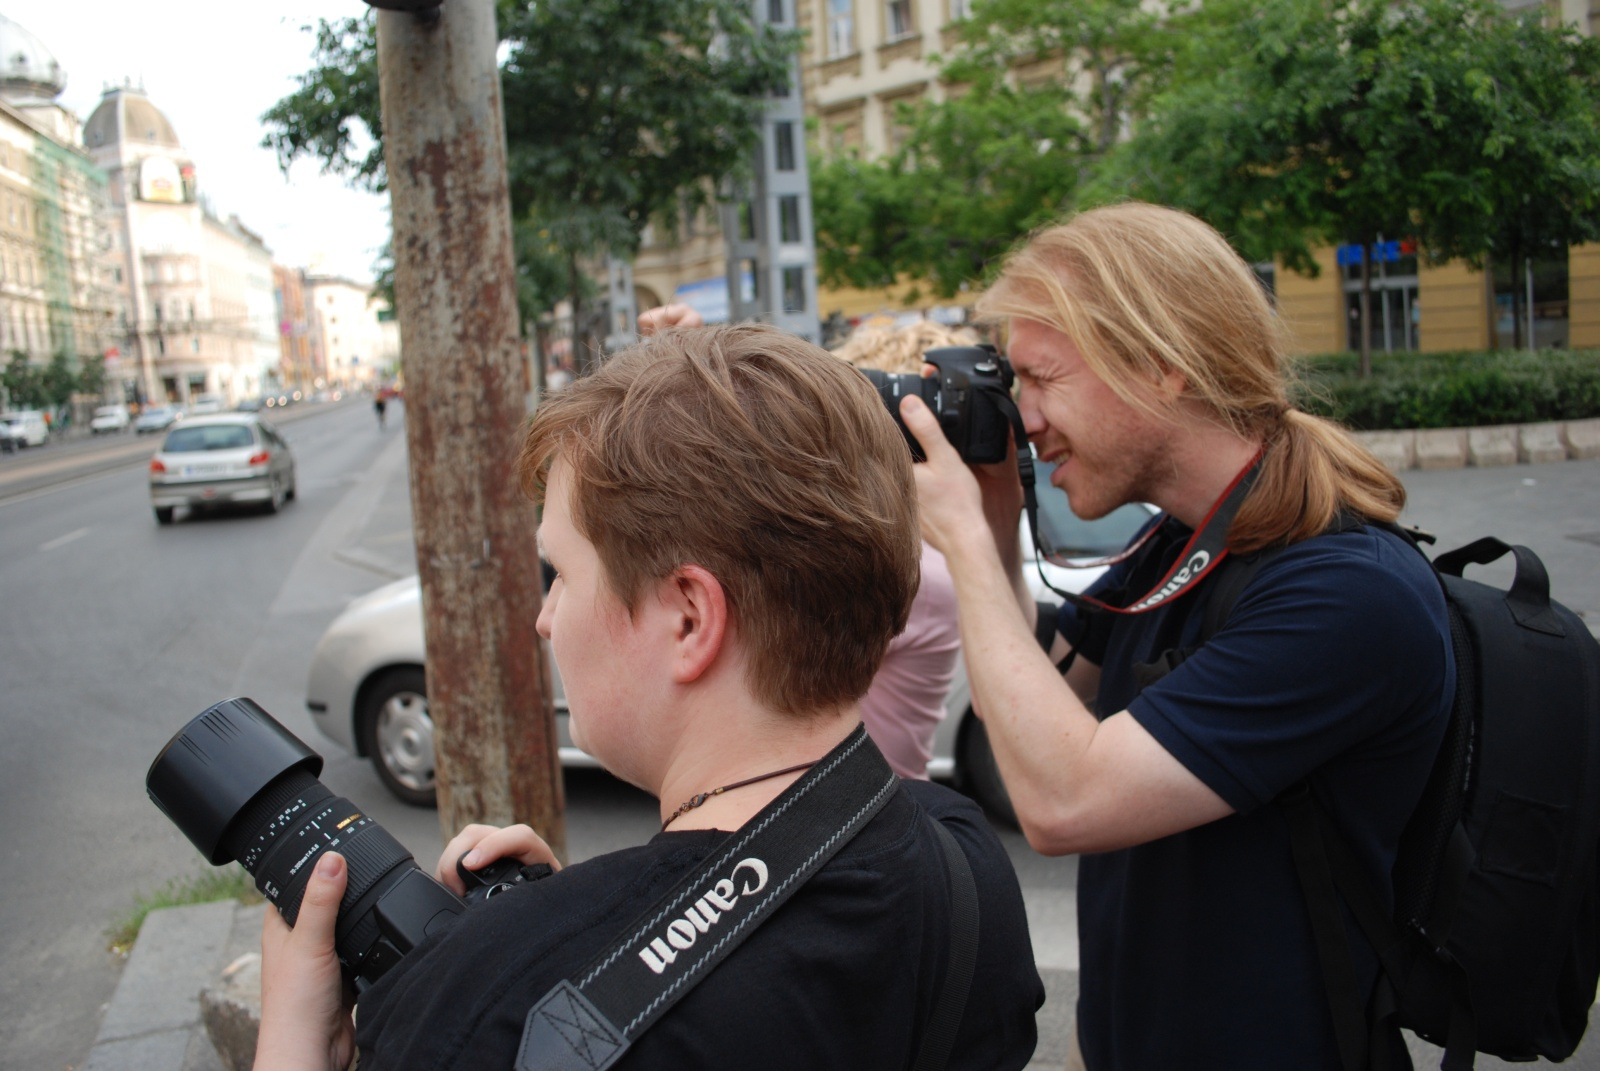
637 858 769 975
1127 549 1212 612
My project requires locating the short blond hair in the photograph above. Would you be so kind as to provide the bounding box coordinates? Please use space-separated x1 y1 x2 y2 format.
832 321 980 374
979 202 1402 551
517 323 920 715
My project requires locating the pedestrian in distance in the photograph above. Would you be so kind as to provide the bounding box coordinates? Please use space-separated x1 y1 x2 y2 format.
902 202 1453 1070
253 323 1044 1071
373 392 387 430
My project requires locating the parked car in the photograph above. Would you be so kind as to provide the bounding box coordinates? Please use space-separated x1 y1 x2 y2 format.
0 410 49 450
90 404 131 434
188 394 226 415
148 413 297 525
134 405 184 434
305 454 1156 811
236 398 265 412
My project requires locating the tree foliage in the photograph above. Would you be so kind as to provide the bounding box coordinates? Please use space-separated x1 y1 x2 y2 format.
2 351 96 410
1096 0 1600 366
262 1 796 339
813 77 1083 300
812 0 1174 299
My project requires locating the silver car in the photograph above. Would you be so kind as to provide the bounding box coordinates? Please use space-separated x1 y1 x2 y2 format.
305 456 1155 815
148 414 297 525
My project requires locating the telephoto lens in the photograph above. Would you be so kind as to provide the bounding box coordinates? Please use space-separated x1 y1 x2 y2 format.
146 697 469 991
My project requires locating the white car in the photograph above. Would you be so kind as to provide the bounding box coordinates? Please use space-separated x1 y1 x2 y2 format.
0 410 49 449
90 404 131 434
148 413 297 524
306 456 1155 814
188 394 226 415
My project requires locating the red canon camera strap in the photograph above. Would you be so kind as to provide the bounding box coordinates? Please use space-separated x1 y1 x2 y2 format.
1050 451 1264 616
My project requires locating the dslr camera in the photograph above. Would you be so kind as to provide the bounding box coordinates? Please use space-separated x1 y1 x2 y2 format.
860 344 1016 464
146 698 544 991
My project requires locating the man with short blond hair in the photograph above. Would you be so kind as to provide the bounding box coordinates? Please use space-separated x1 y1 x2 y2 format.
253 322 1043 1071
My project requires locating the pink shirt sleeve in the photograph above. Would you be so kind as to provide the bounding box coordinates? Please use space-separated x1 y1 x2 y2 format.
859 542 963 779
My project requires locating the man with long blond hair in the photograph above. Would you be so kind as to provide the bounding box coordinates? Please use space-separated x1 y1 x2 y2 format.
903 203 1454 1069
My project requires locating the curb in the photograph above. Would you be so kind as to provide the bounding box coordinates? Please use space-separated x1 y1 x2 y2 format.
1354 417 1600 472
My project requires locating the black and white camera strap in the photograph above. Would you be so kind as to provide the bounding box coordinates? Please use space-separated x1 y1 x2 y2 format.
993 386 1266 616
513 725 980 1071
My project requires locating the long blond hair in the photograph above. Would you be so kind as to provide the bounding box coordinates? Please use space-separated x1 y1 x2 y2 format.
978 203 1402 552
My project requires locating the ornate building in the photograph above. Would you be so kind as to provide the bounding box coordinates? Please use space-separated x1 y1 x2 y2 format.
84 84 279 406
0 12 116 402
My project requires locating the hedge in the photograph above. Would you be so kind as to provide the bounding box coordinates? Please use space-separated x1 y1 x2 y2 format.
1292 349 1600 431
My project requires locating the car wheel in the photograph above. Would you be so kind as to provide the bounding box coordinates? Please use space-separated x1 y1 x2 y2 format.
285 474 296 502
956 713 1018 828
263 477 285 515
154 506 175 526
358 667 437 807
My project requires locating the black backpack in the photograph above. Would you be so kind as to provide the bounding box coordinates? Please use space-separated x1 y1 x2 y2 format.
1169 526 1600 1070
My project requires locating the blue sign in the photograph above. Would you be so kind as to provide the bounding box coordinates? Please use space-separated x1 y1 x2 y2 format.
1336 240 1415 266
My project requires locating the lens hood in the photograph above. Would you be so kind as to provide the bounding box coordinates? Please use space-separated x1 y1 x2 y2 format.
146 697 324 864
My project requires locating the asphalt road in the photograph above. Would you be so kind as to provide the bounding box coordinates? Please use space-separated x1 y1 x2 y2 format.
2 407 1597 1070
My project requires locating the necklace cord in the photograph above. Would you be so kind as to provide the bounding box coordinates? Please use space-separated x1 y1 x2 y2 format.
661 759 819 831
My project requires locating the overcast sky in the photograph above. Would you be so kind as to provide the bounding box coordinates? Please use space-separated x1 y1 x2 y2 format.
20 1 390 282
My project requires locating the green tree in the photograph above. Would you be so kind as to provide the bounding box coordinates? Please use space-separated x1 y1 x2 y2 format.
810 0 1179 300
813 78 1083 300
1 352 44 410
1412 8 1600 347
1105 0 1600 370
263 2 796 364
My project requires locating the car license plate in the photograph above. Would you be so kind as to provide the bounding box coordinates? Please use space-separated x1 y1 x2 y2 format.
183 464 222 477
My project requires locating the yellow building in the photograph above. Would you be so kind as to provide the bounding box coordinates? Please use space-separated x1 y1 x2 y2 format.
636 0 1599 353
632 0 969 331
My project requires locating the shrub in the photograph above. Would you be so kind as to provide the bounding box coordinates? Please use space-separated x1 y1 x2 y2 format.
1293 349 1600 430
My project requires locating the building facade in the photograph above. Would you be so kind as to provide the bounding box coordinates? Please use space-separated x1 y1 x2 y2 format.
84 84 280 406
305 274 398 391
272 264 320 392
629 0 964 332
0 13 116 404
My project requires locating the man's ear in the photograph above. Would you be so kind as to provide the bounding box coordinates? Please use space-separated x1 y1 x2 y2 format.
660 564 728 685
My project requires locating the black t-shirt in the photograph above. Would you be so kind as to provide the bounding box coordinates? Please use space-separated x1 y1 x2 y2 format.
355 780 1044 1069
1057 518 1453 1070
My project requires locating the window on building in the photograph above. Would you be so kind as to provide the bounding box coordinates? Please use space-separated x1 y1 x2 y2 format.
1339 240 1420 353
1494 244 1569 350
827 0 855 58
948 0 972 18
768 0 785 23
779 195 803 244
887 0 914 39
775 122 797 171
782 267 807 314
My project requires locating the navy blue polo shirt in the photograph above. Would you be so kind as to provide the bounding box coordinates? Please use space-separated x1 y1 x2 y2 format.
1057 517 1453 1069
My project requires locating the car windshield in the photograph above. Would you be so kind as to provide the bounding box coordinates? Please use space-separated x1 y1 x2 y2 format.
95 407 120 417
162 425 255 453
1031 459 1154 557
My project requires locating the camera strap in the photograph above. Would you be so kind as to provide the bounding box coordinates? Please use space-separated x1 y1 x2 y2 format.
1005 382 1265 617
514 725 907 1071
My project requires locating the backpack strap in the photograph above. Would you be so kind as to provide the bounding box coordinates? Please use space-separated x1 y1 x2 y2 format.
911 819 982 1071
514 726 899 1071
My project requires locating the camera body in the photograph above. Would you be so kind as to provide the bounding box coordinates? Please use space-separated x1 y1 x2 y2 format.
860 344 1015 464
146 698 537 991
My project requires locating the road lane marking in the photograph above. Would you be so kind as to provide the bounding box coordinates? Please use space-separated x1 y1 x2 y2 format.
40 527 89 552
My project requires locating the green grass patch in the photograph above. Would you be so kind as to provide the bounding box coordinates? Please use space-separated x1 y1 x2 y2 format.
106 864 262 956
1291 348 1600 431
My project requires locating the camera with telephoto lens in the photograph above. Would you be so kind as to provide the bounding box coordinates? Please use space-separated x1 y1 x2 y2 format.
146 697 545 991
859 344 1016 464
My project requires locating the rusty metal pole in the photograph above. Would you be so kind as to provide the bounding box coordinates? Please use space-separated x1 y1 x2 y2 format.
371 0 565 857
